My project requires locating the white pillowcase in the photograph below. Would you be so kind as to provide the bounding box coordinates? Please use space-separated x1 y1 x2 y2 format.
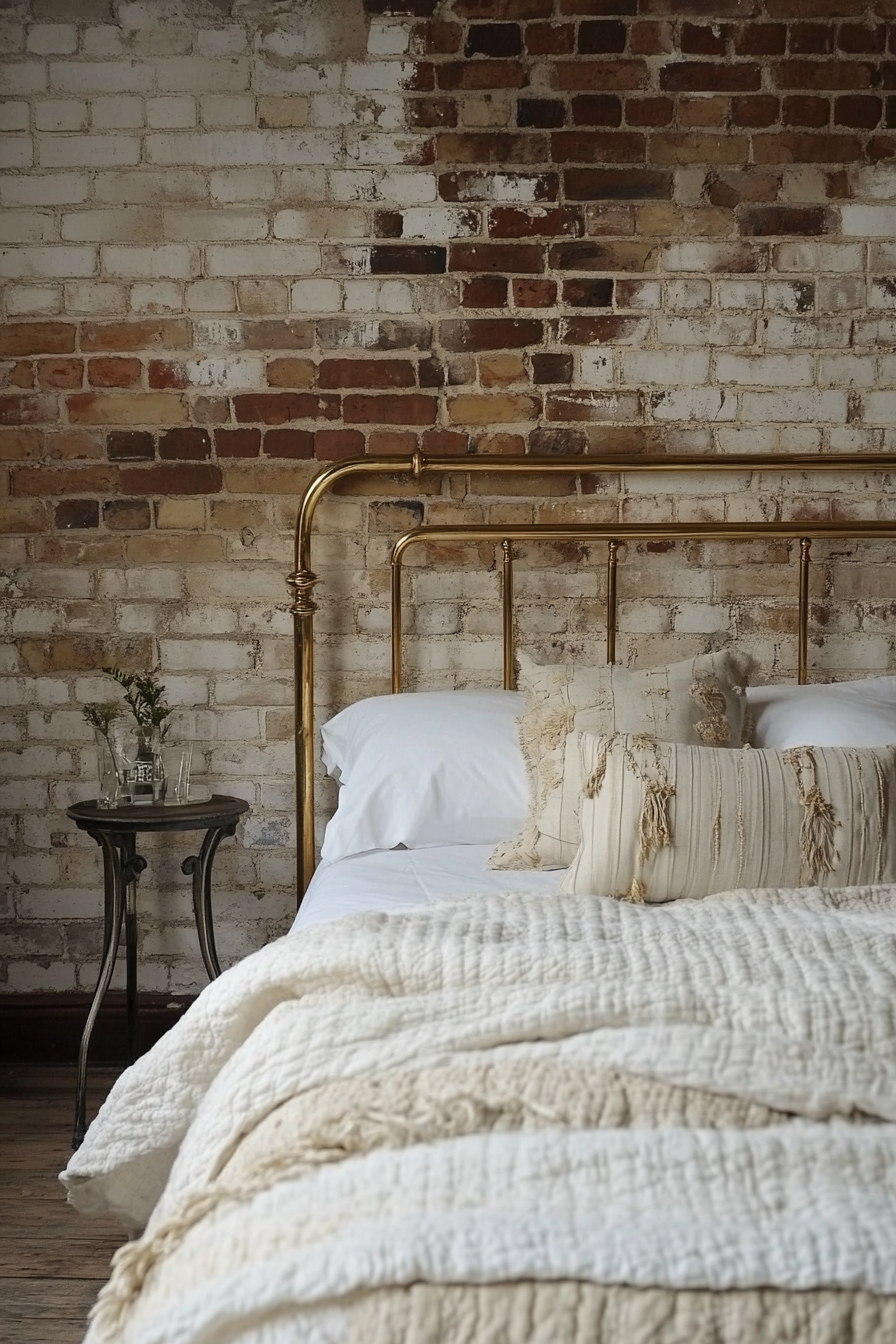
320 691 528 864
748 676 896 749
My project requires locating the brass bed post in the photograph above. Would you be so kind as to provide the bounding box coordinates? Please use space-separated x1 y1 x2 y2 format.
798 537 811 686
606 540 619 666
391 554 403 694
502 540 514 690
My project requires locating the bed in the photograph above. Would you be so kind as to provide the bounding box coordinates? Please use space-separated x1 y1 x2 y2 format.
61 451 896 1344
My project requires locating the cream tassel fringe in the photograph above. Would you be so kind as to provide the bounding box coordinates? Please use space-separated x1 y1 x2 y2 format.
638 781 675 861
798 784 838 881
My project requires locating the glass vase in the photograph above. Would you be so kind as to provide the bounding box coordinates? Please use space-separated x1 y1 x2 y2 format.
95 730 120 808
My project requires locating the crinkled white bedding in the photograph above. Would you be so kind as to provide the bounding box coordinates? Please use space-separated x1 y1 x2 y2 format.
62 884 896 1343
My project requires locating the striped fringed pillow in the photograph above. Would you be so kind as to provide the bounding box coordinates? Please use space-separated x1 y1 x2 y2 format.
562 733 896 903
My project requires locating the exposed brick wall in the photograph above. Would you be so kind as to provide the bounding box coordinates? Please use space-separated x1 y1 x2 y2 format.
3 0 896 993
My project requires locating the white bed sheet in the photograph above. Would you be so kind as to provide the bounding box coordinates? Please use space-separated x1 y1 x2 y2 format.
292 844 564 932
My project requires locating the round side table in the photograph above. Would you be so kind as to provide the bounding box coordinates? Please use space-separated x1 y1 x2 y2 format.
66 794 250 1147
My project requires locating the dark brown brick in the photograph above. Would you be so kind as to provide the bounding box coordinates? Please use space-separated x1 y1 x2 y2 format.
465 22 522 56
107 430 154 461
437 132 548 164
767 0 866 13
525 22 575 54
734 22 786 54
0 323 75 357
772 60 876 89
868 135 896 160
577 19 627 52
407 97 458 129
454 0 551 15
463 276 510 306
364 0 436 14
37 358 82 390
411 18 463 52
564 168 672 199
630 20 673 55
418 356 448 387
789 22 833 54
512 278 558 306
343 394 438 425
421 428 469 454
0 395 56 425
263 429 315 458
489 206 583 237
369 245 446 275
554 59 649 91
54 499 99 529
557 315 644 344
661 62 760 92
374 211 404 238
886 95 896 126
562 278 615 306
681 21 728 53
238 320 314 351
528 427 587 454
103 498 151 530
440 171 558 202
753 130 863 161
440 318 543 351
517 98 566 127
549 239 656 270
319 359 416 389
314 429 364 461
88 357 140 388
159 428 212 461
13 463 114 496
570 94 623 126
118 463 223 495
437 60 526 90
624 96 674 126
732 95 780 125
838 22 886 52
80 319 190 352
835 93 882 127
558 0 636 12
148 359 189 390
450 242 544 272
232 392 340 424
783 95 832 125
551 130 645 163
739 204 833 234
215 429 260 458
531 353 573 383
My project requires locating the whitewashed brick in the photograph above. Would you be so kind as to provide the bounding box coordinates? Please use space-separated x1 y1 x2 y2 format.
0 779 48 808
329 169 377 202
577 349 614 388
0 746 73 777
870 278 896 310
861 392 896 425
291 278 342 311
0 101 28 131
92 96 145 130
763 316 851 349
717 280 763 309
620 279 660 309
62 209 161 244
656 314 754 347
344 60 415 92
50 59 154 95
152 56 250 94
278 167 330 203
0 136 32 169
664 278 711 309
210 168 276 203
844 205 896 238
0 61 46 95
198 27 248 58
378 169 438 205
673 602 732 634
0 245 96 278
39 134 140 169
273 208 368 240
820 354 877 387
206 243 318 277
148 129 341 168
663 242 765 274
625 349 709 385
0 173 89 207
774 241 864 273
123 567 184 599
146 95 196 129
164 209 267 243
130 281 183 313
185 279 236 312
767 279 814 313
347 131 427 167
27 23 77 55
0 211 55 244
254 64 341 96
715 353 814 386
650 388 735 421
103 244 197 279
35 98 88 132
200 94 256 127
741 390 848 422
7 962 77 992
379 280 414 312
367 21 411 56
818 276 866 311
160 639 256 671
7 283 61 314
64 281 126 314
312 92 403 131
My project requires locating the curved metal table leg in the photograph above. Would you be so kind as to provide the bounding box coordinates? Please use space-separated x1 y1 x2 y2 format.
74 832 124 1149
182 823 236 981
120 836 147 1067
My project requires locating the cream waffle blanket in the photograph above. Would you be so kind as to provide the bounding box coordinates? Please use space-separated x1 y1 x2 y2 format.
61 885 896 1343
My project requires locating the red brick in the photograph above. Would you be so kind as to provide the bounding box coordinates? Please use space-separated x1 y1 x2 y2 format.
788 22 833 53
551 130 645 162
772 60 876 89
630 20 673 55
263 429 315 458
681 21 728 53
437 60 526 90
835 93 882 127
734 22 786 54
439 318 543 352
465 22 522 56
314 429 364 460
767 0 866 13
557 315 644 343
403 62 435 92
513 278 558 306
80 319 190 353
412 18 463 53
215 429 260 458
473 432 527 454
88 357 141 389
732 95 780 126
679 96 729 128
578 19 627 52
37 358 82 390
1 360 33 390
558 0 636 12
436 132 548 164
661 62 760 92
450 242 544 273
562 278 614 306
549 239 655 269
782 94 831 126
266 357 317 389
232 392 340 425
839 22 886 52
54 499 99 529
367 429 418 455
453 0 551 15
868 135 896 159
319 359 416 389
369 244 446 274
407 97 458 128
107 430 154 461
463 275 510 306
0 427 43 461
104 498 151 530
0 323 75 357
753 131 863 161
421 428 469 455
517 97 567 128
118 463 223 495
13 463 115 496
554 60 649 91
739 204 833 234
148 359 189 390
343 394 438 425
525 22 575 54
564 168 672 199
440 171 558 202
159 428 212 460
529 427 586 454
488 206 582 238
650 132 750 164
0 395 56 425
238 320 314 351
623 96 674 126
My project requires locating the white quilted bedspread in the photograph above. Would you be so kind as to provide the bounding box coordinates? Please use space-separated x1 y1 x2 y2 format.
61 885 896 1341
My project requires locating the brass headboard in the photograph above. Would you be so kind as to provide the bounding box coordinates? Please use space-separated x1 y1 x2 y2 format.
290 451 896 902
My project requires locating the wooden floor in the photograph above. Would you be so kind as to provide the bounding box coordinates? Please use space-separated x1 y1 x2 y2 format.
0 1066 128 1344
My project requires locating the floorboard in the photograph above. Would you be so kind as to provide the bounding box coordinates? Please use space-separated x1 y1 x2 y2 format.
0 1066 127 1344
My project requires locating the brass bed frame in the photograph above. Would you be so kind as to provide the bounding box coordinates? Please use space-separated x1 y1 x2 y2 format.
289 451 896 902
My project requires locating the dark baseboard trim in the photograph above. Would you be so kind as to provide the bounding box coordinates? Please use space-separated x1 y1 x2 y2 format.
0 992 196 1064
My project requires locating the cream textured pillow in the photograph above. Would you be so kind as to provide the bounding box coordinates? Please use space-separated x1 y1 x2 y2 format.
490 648 755 871
562 732 896 903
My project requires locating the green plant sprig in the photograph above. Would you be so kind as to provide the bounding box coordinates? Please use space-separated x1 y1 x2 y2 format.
82 701 123 737
102 666 172 739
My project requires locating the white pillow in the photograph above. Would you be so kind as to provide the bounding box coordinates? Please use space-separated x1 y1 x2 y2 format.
320 691 528 864
748 676 896 749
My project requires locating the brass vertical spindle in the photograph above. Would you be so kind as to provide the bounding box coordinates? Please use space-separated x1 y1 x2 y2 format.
606 540 619 666
798 537 811 685
502 540 514 690
391 558 403 694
